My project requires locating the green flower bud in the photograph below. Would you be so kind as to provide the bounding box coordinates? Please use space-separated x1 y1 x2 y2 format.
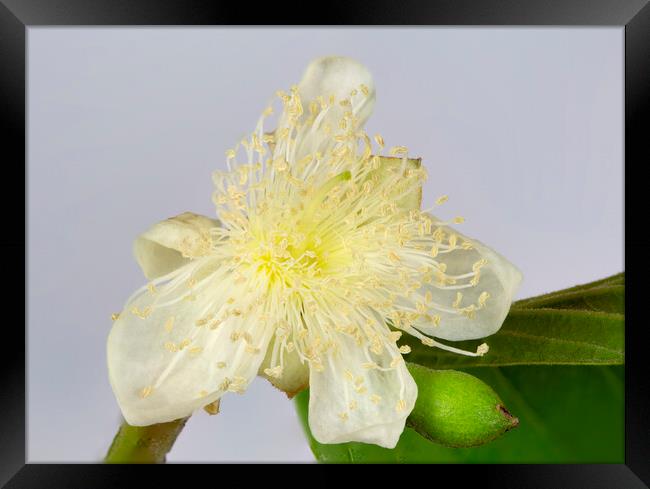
406 364 518 447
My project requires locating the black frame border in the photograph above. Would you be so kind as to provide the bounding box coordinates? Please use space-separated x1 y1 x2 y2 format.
4 0 648 487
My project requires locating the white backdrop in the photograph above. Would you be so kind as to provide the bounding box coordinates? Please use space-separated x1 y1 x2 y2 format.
27 27 623 462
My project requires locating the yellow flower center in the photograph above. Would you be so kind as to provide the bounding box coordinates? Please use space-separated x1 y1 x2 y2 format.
244 170 354 288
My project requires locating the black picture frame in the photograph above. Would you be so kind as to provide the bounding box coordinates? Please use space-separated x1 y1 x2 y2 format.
4 0 648 486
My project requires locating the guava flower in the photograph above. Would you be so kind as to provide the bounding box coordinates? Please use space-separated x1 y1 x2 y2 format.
107 56 522 449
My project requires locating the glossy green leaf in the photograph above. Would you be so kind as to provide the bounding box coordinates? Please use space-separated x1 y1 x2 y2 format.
403 308 623 369
406 364 518 447
295 365 623 463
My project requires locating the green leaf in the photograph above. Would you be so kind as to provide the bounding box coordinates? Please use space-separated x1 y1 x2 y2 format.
513 273 624 312
403 308 623 369
513 285 624 314
295 365 623 463
406 364 518 447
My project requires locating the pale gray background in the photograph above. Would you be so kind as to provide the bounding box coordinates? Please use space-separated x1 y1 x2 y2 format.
27 28 623 462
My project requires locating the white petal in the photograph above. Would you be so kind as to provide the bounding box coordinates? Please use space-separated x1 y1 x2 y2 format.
409 219 522 341
258 338 310 398
297 56 375 128
307 331 417 449
107 256 273 426
133 212 219 280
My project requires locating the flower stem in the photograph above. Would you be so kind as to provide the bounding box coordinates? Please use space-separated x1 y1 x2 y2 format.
104 417 189 463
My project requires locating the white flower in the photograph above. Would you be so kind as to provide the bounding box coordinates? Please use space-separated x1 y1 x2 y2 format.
107 56 522 449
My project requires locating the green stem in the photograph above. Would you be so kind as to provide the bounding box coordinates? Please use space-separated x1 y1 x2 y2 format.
104 417 189 463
